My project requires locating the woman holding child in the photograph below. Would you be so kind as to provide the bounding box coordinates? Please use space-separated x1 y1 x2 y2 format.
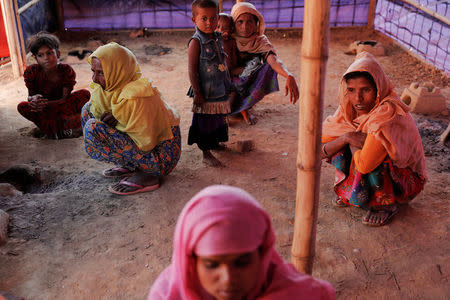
322 52 426 226
229 2 299 124
82 42 181 195
148 185 335 299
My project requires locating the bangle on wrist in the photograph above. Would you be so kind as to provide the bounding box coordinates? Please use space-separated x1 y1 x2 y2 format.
322 144 329 157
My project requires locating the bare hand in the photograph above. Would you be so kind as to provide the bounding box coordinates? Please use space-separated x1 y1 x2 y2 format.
28 94 43 102
345 132 367 149
29 95 48 112
100 111 118 127
285 74 299 104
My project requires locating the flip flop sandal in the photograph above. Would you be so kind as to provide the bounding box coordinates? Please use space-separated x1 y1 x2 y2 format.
102 167 134 178
108 178 159 195
362 206 400 227
332 196 347 207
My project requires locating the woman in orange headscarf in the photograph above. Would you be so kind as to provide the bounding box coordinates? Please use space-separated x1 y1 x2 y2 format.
322 52 426 226
229 2 299 124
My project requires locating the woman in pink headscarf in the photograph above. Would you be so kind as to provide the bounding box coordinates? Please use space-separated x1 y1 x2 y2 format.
229 2 299 125
148 185 335 300
322 52 426 226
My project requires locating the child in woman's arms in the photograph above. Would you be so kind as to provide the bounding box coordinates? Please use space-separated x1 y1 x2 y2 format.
17 31 90 139
216 13 237 72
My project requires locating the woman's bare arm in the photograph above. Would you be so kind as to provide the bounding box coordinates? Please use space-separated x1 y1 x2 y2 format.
322 132 367 158
266 54 299 104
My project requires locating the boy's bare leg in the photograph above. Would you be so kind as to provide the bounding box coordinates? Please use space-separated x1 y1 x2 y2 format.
241 109 257 125
203 150 224 167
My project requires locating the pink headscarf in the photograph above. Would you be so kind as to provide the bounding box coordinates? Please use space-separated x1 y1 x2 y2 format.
231 2 276 55
148 185 335 300
323 52 427 178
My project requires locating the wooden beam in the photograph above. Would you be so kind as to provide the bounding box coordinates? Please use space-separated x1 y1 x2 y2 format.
291 0 330 274
401 0 449 26
13 0 27 64
1 0 24 77
368 0 377 30
18 0 40 14
56 0 65 33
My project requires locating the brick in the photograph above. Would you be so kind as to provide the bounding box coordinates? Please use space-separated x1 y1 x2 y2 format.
400 82 447 115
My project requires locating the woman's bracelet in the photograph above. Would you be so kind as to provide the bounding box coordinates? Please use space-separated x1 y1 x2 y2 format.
322 144 329 157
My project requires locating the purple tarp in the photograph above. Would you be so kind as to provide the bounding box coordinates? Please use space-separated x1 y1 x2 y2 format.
62 0 370 30
374 0 449 73
62 0 449 73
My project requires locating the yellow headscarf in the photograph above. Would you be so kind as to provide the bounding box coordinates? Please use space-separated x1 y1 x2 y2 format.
88 43 179 151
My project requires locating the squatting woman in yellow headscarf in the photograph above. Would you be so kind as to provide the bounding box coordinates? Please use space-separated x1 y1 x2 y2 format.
81 43 181 195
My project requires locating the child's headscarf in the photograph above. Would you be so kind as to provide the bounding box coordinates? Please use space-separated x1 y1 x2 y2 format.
231 2 276 55
148 185 335 300
88 42 179 151
322 52 426 177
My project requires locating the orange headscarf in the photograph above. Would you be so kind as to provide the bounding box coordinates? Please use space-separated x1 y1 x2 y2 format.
322 52 426 177
230 2 276 55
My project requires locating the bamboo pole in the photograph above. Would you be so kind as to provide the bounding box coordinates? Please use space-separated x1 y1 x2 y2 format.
291 0 330 274
13 0 27 66
401 0 449 26
368 0 377 30
1 0 23 77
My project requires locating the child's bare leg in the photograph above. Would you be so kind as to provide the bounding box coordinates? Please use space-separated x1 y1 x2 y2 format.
241 109 257 125
203 150 224 167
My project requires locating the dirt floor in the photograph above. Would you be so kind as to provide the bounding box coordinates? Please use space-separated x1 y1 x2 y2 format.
0 28 449 299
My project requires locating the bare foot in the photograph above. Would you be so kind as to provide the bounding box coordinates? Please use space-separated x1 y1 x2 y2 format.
203 150 224 167
362 204 399 227
241 110 257 125
109 171 159 194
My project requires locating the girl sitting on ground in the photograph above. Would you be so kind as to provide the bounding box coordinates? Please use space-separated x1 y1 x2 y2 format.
17 31 90 139
148 185 335 300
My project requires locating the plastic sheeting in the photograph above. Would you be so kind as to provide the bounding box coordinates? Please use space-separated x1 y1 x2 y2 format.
18 0 57 43
62 0 370 30
0 9 9 57
5 0 448 72
374 0 449 73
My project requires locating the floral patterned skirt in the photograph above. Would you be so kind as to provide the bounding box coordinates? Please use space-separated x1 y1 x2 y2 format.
81 102 181 177
329 147 425 209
